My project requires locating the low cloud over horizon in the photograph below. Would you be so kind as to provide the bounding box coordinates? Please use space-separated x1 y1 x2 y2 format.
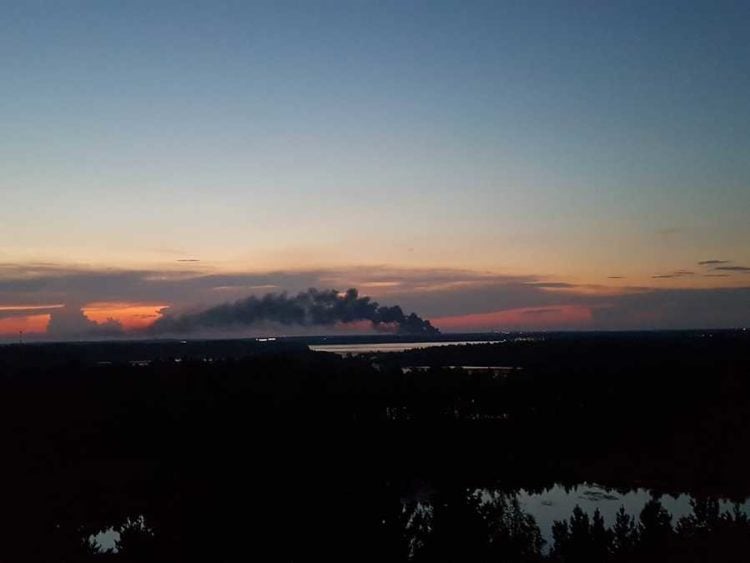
1 262 750 340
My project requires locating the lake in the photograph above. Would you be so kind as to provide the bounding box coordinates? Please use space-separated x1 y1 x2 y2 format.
309 340 500 355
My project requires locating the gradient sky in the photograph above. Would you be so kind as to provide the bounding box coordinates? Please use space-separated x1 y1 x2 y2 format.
2 1 750 337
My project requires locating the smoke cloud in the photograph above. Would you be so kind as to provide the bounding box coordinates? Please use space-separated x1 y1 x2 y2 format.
149 288 440 336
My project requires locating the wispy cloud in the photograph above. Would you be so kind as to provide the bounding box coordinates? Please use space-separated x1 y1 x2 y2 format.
651 270 695 279
657 228 680 236
521 308 562 316
527 282 577 289
0 304 64 320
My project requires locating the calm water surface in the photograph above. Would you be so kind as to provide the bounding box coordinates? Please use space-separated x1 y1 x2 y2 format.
517 484 749 548
309 340 498 355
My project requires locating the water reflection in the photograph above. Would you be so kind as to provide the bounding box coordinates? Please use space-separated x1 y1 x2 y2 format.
80 481 750 560
399 483 750 561
90 529 119 553
309 340 499 355
516 484 750 550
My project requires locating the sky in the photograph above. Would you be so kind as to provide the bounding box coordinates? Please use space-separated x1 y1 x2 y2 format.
2 0 750 338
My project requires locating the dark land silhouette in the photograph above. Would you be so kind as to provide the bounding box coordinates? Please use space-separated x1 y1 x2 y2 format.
0 330 749 561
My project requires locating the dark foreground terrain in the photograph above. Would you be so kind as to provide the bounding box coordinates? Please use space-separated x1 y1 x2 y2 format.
1 331 749 562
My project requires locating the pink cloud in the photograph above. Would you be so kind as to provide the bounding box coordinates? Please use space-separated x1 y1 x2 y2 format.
431 305 593 332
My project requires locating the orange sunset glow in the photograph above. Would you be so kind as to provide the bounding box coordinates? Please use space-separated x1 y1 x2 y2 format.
0 314 51 336
82 302 167 331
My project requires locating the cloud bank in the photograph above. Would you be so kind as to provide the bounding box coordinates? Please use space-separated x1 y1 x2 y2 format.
47 305 124 338
1 262 750 339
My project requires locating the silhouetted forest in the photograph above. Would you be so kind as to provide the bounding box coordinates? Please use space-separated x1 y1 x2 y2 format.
0 330 748 561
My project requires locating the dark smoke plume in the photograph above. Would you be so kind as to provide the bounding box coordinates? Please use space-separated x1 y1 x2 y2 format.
149 288 440 336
